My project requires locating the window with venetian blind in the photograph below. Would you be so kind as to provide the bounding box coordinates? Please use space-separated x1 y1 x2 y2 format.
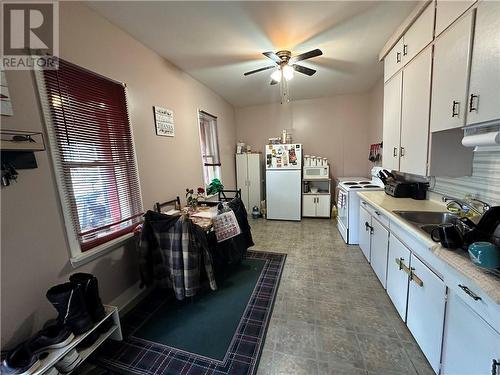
198 111 221 186
41 59 142 253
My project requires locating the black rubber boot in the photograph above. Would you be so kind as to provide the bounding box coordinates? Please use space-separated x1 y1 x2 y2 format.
69 273 106 322
46 283 94 335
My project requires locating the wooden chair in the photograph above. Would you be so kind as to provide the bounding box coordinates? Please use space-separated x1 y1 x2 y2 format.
218 189 241 202
154 196 181 213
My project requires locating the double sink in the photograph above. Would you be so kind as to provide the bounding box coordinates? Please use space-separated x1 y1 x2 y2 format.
393 211 461 237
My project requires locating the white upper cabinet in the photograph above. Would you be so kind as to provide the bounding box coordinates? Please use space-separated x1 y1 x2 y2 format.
400 47 432 176
435 0 476 37
431 12 474 132
384 38 404 82
382 72 402 171
467 1 500 125
402 3 435 65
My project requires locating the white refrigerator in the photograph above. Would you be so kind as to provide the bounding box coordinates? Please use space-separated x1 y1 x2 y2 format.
265 143 302 221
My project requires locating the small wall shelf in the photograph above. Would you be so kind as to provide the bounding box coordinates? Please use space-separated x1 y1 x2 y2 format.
32 305 122 375
1 130 45 152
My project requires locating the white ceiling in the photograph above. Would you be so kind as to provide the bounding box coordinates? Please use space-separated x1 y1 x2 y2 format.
88 1 416 107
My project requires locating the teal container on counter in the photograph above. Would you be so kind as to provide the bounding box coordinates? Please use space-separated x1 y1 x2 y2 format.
468 242 500 269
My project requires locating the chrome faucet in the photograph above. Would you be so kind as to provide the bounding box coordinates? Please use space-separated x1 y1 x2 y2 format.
442 195 491 216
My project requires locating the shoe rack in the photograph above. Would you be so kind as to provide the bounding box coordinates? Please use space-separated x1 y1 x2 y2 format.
32 305 122 375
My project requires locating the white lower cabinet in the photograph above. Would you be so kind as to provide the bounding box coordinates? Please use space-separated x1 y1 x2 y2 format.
370 218 390 288
316 195 331 217
358 200 499 375
386 235 411 321
407 256 446 374
302 195 316 217
358 206 372 261
302 194 330 217
441 290 500 375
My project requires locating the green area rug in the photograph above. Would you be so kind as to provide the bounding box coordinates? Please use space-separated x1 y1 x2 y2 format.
134 258 265 360
93 251 286 375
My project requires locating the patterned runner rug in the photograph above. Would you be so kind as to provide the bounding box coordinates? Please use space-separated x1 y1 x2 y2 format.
91 250 285 375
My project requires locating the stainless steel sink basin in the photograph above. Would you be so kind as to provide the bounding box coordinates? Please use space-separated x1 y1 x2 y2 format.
394 211 460 225
393 211 461 237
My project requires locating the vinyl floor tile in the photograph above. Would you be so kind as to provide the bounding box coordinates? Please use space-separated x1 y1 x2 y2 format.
250 218 432 375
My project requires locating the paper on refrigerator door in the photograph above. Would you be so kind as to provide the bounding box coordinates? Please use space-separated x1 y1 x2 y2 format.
266 144 302 169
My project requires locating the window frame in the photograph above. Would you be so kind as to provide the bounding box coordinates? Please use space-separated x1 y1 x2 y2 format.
197 110 221 188
34 63 143 268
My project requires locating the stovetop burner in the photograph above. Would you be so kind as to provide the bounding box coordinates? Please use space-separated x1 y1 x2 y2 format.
363 184 381 188
343 182 359 185
349 186 363 189
358 181 371 185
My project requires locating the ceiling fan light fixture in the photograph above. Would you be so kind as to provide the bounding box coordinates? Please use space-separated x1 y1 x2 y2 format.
270 69 282 82
282 65 294 81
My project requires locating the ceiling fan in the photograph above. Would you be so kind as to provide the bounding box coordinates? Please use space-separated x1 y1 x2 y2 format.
244 49 323 85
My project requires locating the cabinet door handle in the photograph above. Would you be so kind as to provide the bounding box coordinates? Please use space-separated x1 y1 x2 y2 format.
410 267 424 287
393 147 398 157
458 284 482 301
451 100 459 117
400 147 405 157
374 210 381 216
469 94 478 112
396 52 401 63
492 359 499 375
403 44 408 56
361 201 367 206
395 258 411 275
365 222 373 234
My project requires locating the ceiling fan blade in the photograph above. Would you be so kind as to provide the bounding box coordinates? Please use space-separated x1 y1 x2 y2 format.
262 51 282 64
243 65 276 76
290 49 323 63
293 64 316 76
270 79 279 85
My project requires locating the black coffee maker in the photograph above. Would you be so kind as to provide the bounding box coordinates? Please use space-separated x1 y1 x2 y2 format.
411 182 429 200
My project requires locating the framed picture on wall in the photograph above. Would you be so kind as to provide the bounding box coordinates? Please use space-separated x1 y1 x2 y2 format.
153 106 174 137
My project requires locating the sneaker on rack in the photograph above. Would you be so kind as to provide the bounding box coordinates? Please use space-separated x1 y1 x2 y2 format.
45 367 61 375
55 349 82 374
0 344 40 375
28 324 74 355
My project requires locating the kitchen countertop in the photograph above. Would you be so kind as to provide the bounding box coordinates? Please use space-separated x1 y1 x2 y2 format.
357 191 500 304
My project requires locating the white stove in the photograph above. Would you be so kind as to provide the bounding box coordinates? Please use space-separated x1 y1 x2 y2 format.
337 168 385 244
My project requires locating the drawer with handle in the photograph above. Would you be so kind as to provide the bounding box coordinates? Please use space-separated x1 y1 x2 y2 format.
446 273 500 333
360 200 390 228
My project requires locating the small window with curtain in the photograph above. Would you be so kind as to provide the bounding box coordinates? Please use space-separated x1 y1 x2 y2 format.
198 110 221 187
39 59 143 256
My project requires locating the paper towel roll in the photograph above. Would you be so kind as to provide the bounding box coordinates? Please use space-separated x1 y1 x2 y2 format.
462 131 500 147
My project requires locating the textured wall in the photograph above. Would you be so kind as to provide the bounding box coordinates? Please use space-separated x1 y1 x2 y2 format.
235 86 383 179
432 150 500 205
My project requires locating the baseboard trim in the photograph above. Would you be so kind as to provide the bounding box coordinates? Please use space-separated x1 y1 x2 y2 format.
109 281 152 316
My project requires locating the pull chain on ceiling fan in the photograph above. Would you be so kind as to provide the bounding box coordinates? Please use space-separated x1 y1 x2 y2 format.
244 49 323 103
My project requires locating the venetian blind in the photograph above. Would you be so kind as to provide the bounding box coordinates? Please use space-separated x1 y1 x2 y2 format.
43 59 142 252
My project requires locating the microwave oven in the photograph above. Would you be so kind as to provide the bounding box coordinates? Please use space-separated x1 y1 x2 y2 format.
303 166 329 179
